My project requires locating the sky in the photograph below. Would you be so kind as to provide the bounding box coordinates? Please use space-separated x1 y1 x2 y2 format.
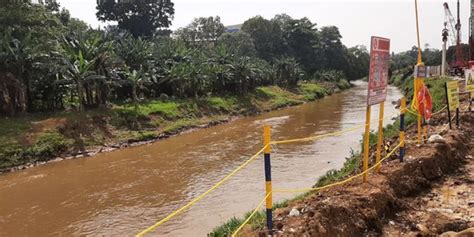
57 0 471 53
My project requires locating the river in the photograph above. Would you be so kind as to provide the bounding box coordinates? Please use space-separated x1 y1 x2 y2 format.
0 81 402 236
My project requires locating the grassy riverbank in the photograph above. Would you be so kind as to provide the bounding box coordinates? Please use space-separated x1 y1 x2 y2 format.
0 81 350 172
209 75 450 236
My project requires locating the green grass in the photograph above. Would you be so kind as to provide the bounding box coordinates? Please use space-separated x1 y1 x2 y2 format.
0 117 31 148
205 97 238 113
116 100 181 118
299 83 328 101
0 131 72 170
161 118 201 134
336 79 351 90
209 195 307 237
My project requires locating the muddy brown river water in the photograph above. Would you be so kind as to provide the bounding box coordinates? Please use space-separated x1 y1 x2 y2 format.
0 81 402 236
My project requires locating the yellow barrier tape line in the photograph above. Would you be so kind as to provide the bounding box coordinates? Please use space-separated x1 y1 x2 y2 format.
231 192 272 237
273 143 402 193
232 143 403 236
136 145 268 237
433 105 447 115
406 105 447 117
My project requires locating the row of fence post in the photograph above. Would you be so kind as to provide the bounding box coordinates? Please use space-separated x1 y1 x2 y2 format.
261 97 409 235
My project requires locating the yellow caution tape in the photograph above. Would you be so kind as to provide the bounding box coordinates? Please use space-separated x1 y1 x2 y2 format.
231 191 272 237
231 143 402 236
273 142 402 193
136 145 267 237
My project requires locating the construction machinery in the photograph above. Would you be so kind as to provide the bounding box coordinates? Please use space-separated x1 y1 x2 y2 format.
443 1 466 76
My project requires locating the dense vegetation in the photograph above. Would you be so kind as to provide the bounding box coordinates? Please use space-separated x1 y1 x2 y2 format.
0 1 370 117
0 1 373 171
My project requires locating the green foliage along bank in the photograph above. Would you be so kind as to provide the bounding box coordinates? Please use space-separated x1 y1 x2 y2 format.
0 81 350 172
1 2 369 117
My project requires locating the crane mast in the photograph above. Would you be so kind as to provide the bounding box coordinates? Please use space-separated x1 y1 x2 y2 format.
470 0 474 64
455 0 464 69
443 1 465 76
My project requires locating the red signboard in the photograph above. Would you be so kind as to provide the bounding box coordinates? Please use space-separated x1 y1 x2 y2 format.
367 36 390 106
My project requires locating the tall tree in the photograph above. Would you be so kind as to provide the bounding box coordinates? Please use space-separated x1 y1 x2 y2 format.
274 15 320 74
218 32 256 57
319 26 348 72
96 0 175 38
175 16 225 44
241 16 283 61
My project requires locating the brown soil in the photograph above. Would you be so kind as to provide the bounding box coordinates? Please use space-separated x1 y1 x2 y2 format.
247 111 474 237
18 117 67 145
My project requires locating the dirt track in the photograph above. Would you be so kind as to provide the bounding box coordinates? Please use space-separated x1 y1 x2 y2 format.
249 110 473 237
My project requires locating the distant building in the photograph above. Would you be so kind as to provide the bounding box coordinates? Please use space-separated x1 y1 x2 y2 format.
30 0 56 4
225 24 242 33
97 0 134 4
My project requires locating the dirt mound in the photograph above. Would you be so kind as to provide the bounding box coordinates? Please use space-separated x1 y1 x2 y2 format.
258 111 473 237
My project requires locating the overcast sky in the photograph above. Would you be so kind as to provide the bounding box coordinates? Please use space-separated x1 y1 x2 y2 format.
57 0 471 53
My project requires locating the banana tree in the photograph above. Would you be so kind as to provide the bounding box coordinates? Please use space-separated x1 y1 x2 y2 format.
62 50 104 111
124 68 146 111
62 32 113 107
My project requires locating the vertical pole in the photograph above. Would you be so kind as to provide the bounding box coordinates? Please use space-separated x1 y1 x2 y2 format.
263 125 273 236
456 107 460 127
445 83 452 129
363 106 371 182
470 92 473 112
417 114 422 144
399 97 406 162
375 102 384 172
423 120 428 143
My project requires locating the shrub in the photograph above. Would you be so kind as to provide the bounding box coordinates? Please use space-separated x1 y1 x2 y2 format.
23 132 70 161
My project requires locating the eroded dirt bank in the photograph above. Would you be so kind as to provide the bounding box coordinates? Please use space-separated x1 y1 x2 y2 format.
250 111 473 237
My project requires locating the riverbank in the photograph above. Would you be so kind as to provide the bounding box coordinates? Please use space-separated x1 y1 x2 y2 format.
0 80 351 173
209 76 459 236
250 109 473 236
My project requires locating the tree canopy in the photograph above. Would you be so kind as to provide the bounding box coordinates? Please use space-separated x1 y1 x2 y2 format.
1 4 370 116
175 16 225 43
96 0 175 38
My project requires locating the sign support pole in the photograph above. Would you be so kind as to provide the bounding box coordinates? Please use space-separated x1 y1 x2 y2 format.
456 107 459 127
375 102 384 172
417 114 422 144
363 106 371 183
470 92 473 112
445 83 452 129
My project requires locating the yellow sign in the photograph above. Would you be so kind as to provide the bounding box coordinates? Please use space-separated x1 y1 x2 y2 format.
446 81 460 110
467 70 474 92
